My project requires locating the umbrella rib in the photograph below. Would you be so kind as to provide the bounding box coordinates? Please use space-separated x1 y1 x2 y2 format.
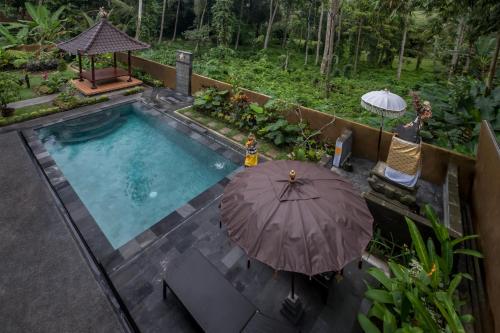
296 202 313 276
248 199 282 264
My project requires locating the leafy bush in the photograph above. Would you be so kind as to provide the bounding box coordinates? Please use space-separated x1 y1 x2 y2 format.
123 87 144 96
132 69 163 87
420 77 500 155
358 206 482 333
36 72 70 94
0 96 110 127
193 87 230 116
0 72 21 116
26 58 59 72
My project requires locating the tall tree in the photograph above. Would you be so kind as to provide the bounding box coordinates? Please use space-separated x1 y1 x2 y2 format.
315 2 324 65
304 0 313 64
172 0 181 41
158 0 167 43
379 0 419 81
320 0 340 75
212 0 235 46
486 31 500 93
263 0 279 49
234 0 245 49
135 0 143 39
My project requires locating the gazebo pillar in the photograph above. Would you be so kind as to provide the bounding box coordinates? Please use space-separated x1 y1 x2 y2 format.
78 53 83 82
90 55 96 89
113 52 117 70
127 51 132 82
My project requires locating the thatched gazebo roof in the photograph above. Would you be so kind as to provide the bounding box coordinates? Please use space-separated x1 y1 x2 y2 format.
57 18 149 55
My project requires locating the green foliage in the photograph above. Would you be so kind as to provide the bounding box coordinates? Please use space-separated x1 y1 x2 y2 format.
0 72 21 111
123 87 145 96
0 95 110 127
420 76 500 155
132 69 163 87
35 72 70 95
359 205 482 333
211 0 235 46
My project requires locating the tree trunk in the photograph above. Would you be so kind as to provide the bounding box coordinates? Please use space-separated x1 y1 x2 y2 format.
463 40 473 74
449 17 466 80
486 30 500 94
284 50 290 70
282 2 292 48
135 0 143 39
195 1 207 52
315 3 324 65
320 0 339 75
263 0 279 49
335 6 342 56
158 0 167 43
304 1 312 65
353 20 362 74
172 0 181 41
234 0 245 49
396 16 408 81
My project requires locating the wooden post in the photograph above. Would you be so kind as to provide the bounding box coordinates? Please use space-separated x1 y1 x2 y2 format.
78 53 83 81
113 52 117 69
127 51 132 82
90 55 96 89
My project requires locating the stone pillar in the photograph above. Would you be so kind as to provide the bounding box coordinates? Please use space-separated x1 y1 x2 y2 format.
175 50 193 96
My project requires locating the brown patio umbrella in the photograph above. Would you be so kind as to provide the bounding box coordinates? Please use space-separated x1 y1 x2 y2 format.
220 160 373 278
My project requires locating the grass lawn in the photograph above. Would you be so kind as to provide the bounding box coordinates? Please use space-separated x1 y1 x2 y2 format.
12 69 77 102
14 102 54 116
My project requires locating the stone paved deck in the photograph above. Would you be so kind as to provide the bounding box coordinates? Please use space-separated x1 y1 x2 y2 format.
0 132 126 333
109 198 376 333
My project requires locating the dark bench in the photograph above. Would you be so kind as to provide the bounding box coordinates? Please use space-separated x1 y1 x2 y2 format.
162 249 297 333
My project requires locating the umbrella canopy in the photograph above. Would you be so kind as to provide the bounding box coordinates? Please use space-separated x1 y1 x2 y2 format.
220 160 373 276
361 89 407 118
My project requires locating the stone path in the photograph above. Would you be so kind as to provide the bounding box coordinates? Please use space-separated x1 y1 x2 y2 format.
7 93 59 109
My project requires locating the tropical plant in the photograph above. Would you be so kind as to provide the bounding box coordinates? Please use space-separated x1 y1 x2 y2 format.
193 88 230 116
0 72 21 117
23 3 66 45
358 205 483 333
0 23 29 49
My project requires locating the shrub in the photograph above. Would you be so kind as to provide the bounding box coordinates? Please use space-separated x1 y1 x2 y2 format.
0 72 21 116
123 87 144 96
358 206 483 333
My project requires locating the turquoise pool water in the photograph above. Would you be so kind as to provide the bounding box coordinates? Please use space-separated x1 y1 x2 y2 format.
38 103 237 249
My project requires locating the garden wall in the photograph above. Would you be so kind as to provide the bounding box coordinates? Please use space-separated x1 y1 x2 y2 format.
471 121 500 333
122 53 476 198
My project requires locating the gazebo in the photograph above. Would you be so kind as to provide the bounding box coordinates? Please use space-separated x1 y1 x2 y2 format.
58 17 149 93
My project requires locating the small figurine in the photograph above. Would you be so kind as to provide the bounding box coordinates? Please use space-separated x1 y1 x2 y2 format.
42 71 48 81
244 133 258 167
25 73 30 88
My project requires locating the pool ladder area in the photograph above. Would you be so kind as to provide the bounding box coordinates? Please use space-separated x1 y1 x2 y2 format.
55 111 126 143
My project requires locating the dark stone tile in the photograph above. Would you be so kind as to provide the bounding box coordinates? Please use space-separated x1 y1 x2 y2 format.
136 229 157 248
151 211 183 237
218 177 230 187
174 234 196 253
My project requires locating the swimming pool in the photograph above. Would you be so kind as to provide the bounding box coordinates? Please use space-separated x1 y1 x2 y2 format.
37 103 238 249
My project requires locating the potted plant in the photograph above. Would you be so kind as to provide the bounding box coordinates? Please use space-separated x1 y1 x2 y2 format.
0 72 21 117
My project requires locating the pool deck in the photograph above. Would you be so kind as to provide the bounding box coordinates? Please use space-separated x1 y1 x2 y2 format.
0 132 126 332
0 92 443 332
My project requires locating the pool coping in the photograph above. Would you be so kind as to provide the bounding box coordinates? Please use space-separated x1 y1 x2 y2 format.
23 97 249 273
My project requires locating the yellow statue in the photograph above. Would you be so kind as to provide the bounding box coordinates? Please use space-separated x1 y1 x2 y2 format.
244 134 258 167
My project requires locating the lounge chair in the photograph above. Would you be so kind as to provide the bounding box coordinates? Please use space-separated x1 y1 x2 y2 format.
162 249 298 333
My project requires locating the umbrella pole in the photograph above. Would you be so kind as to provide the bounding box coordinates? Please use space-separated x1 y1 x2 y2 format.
291 272 295 299
376 115 384 161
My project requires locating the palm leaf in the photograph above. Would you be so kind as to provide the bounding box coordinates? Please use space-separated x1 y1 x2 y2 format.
358 314 382 333
454 249 484 258
405 218 431 271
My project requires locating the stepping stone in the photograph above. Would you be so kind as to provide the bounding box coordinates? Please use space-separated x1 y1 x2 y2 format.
207 121 218 128
232 133 246 142
184 111 194 117
219 127 231 135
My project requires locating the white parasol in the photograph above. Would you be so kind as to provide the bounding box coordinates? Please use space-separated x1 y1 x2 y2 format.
361 89 406 159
